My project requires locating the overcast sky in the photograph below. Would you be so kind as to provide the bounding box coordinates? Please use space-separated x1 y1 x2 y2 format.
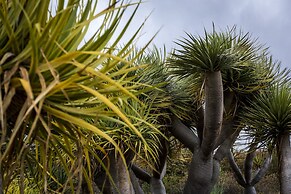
126 0 291 70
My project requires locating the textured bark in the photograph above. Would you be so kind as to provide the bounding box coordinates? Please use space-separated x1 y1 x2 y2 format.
215 120 236 149
131 138 168 194
210 129 240 189
96 153 134 194
228 145 273 194
183 149 213 194
81 181 101 194
201 71 223 157
114 155 134 194
171 115 234 193
196 106 204 143
210 159 221 190
244 145 256 184
153 138 168 179
278 131 291 194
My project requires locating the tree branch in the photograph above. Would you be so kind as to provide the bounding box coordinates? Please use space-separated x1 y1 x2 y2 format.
214 119 236 149
150 178 166 194
244 144 257 184
251 152 272 185
196 105 204 143
131 164 151 184
153 138 168 179
214 128 240 162
170 115 199 152
227 150 246 187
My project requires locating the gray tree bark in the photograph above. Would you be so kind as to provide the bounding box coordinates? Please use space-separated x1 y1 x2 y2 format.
95 153 134 194
201 72 224 157
278 131 291 194
183 149 214 194
244 186 256 194
117 158 134 194
150 178 166 194
183 71 223 194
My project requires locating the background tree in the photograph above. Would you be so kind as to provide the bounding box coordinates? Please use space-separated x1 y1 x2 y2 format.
243 80 291 194
227 142 272 194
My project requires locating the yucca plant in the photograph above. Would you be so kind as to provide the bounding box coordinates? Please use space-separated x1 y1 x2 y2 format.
167 26 279 193
0 0 163 193
243 80 291 194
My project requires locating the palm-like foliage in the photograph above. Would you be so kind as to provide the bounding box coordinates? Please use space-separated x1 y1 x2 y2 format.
243 80 291 148
169 26 261 75
242 75 291 194
0 0 162 193
167 27 281 126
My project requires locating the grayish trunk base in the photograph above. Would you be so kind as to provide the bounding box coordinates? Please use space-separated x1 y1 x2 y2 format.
183 150 213 194
279 132 291 194
244 186 256 194
150 178 166 194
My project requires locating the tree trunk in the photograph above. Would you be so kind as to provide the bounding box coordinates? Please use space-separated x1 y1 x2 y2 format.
130 170 144 194
244 185 256 194
96 153 134 194
278 131 291 194
171 71 226 194
150 178 166 194
183 149 213 194
201 71 223 157
183 71 223 194
113 155 134 194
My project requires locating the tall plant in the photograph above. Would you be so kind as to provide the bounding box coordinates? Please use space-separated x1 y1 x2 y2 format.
0 0 160 193
167 27 278 193
243 80 291 194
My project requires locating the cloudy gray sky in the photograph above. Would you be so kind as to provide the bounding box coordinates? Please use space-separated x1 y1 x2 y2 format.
127 0 291 70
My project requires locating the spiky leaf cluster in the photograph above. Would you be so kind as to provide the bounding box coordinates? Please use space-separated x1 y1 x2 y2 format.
243 81 291 148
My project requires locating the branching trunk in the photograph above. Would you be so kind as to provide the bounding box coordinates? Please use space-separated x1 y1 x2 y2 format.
131 138 168 194
150 178 166 194
182 71 224 194
228 145 272 194
227 150 247 187
251 153 272 185
211 128 240 188
115 156 134 194
278 131 291 194
244 145 257 185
